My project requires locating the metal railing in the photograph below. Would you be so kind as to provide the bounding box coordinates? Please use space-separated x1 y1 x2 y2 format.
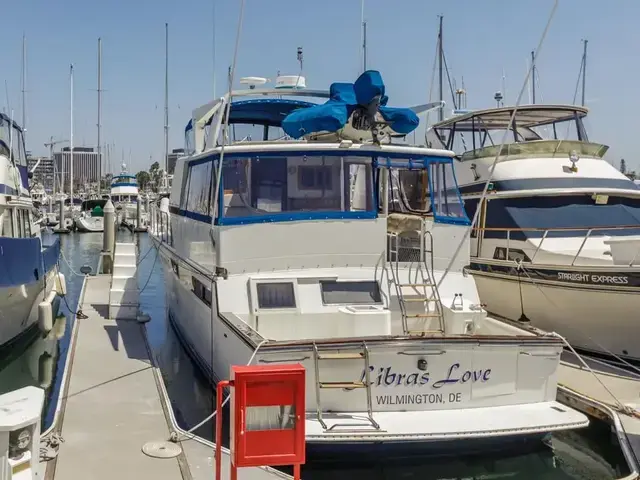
387 217 444 335
473 224 640 266
149 204 172 244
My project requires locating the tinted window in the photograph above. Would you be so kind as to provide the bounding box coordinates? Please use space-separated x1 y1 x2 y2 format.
256 282 296 309
186 160 212 215
320 281 382 305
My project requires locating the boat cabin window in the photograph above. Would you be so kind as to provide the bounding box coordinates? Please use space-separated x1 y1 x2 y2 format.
0 208 13 237
0 115 26 166
430 162 467 221
214 154 374 224
21 210 31 237
388 170 432 213
383 157 469 224
255 282 296 310
320 280 382 305
483 195 640 241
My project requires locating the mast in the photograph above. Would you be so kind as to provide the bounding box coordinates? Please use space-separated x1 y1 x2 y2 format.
70 64 74 203
212 0 217 98
361 0 367 73
581 39 588 106
21 34 27 145
97 37 103 197
164 22 169 189
531 50 536 104
437 15 444 122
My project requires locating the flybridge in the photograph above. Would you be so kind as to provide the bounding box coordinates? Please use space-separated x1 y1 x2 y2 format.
184 70 445 154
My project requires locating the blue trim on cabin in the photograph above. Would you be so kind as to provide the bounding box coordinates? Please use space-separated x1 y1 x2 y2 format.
0 237 60 288
459 177 639 196
0 183 19 195
111 182 138 187
217 210 377 226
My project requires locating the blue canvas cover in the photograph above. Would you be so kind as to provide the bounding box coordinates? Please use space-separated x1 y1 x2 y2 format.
282 70 419 139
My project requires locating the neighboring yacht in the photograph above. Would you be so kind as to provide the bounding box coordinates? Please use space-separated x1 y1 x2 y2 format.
428 104 640 362
149 72 587 456
74 198 108 232
0 112 63 348
110 164 141 223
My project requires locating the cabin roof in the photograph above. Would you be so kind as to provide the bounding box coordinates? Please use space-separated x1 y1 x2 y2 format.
432 104 589 131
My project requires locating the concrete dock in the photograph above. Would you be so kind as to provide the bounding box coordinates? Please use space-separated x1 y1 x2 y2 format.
42 274 289 480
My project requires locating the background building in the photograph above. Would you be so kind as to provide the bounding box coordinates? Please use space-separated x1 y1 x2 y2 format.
54 147 102 191
27 154 55 192
167 148 184 175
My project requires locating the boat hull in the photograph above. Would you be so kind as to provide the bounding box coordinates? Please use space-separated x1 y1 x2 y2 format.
469 261 640 361
75 216 105 233
155 240 588 454
0 268 58 349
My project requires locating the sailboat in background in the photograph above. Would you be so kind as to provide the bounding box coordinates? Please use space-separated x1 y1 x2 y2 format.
76 39 107 233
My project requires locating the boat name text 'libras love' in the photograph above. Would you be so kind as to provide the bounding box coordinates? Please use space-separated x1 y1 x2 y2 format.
360 363 492 388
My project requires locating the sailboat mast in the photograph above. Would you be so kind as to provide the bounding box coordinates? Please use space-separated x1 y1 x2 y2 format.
437 16 444 122
361 0 367 73
531 50 536 104
21 34 27 144
581 39 588 106
97 37 102 197
70 64 74 204
164 23 169 189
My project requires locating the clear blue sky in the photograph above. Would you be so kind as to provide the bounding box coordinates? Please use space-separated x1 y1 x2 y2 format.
5 0 638 173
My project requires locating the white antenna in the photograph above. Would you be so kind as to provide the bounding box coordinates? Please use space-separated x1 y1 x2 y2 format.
97 37 102 197
70 64 74 203
164 23 169 190
212 0 217 99
21 34 27 145
501 68 507 105
361 0 367 74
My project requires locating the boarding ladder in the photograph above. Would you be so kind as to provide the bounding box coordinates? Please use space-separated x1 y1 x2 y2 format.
312 341 381 432
388 227 445 336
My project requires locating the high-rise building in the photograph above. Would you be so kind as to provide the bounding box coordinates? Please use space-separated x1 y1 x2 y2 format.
54 147 102 191
167 148 184 175
27 155 55 192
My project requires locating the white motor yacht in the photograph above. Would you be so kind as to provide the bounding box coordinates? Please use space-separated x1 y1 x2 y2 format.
428 105 640 362
110 164 142 224
149 72 588 456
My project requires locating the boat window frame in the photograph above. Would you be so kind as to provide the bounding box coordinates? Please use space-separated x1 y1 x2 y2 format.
377 154 471 226
214 150 378 226
249 278 301 315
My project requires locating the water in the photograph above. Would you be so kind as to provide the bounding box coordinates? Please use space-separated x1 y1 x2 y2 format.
0 231 633 478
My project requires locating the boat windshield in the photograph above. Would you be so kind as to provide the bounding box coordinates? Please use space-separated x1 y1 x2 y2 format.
382 157 469 225
431 106 600 159
214 153 375 225
0 115 26 165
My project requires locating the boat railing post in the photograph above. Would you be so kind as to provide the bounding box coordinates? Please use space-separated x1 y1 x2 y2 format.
59 199 65 230
571 228 592 266
506 230 511 260
136 196 141 229
102 199 115 274
530 229 548 262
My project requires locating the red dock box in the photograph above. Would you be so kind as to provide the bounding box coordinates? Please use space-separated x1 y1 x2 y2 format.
216 363 306 480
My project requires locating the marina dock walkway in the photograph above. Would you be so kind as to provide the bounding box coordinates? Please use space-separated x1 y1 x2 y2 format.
46 274 287 480
559 354 640 464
